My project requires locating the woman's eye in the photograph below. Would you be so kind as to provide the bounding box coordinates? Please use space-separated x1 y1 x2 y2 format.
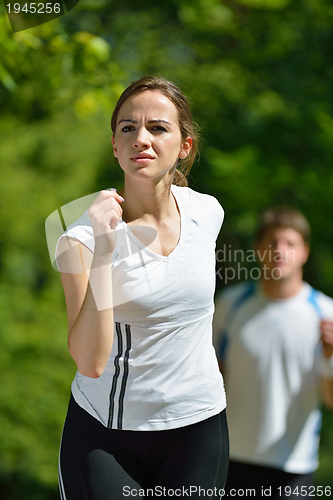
152 125 167 133
121 125 135 132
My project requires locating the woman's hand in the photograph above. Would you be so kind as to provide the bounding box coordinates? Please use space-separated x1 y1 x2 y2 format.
320 319 333 359
88 189 124 256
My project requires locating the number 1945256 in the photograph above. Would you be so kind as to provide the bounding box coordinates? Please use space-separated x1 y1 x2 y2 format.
277 486 332 497
6 3 61 14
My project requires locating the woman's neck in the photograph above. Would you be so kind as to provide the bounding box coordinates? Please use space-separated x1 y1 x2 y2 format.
119 177 177 224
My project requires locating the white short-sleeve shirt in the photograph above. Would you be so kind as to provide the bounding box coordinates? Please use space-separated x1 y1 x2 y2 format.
214 281 333 473
57 185 226 430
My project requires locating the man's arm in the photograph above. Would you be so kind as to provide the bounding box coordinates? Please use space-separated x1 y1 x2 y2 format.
320 319 333 409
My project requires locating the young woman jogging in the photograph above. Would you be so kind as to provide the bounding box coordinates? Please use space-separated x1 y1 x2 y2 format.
56 76 229 500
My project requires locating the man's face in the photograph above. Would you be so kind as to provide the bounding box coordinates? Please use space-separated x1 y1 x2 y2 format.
256 227 309 280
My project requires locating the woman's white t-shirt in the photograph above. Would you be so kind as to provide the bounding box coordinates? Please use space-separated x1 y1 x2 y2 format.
57 185 226 430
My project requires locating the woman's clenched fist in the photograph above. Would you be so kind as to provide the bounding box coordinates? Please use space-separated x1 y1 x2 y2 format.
88 189 124 256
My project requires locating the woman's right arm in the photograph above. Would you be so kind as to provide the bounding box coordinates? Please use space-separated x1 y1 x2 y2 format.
57 190 124 378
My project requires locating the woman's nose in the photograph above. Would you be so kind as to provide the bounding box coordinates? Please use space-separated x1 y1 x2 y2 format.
133 127 151 148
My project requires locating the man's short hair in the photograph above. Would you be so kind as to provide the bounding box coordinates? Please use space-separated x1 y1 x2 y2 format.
256 207 311 244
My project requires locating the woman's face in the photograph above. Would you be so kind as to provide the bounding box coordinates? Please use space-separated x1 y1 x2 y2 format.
112 90 192 183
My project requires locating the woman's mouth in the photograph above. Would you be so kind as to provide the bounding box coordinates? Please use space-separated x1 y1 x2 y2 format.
130 153 155 163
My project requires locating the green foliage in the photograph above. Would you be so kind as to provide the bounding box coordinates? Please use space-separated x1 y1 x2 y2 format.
1 0 333 497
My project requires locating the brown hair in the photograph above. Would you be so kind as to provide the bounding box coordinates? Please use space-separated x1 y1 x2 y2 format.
256 207 311 244
111 76 200 187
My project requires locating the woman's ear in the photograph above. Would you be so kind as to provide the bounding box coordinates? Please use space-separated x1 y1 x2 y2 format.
111 136 118 158
179 136 192 159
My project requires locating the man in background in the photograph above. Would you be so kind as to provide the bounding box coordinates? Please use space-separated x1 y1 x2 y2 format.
214 207 333 500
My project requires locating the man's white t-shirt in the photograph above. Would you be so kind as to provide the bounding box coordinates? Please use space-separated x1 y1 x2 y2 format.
57 185 226 431
214 281 333 473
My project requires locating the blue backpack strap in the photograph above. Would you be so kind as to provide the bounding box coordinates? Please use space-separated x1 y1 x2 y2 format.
218 281 256 360
308 286 322 318
218 335 229 361
308 286 324 360
231 281 256 314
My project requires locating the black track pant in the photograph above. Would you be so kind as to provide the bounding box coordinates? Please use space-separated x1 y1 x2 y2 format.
59 396 229 500
225 460 314 500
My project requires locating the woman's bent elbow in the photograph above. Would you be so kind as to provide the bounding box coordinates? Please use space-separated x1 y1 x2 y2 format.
76 363 105 379
69 346 107 378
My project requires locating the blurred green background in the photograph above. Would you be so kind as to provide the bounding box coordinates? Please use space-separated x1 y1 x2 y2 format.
1 0 333 498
